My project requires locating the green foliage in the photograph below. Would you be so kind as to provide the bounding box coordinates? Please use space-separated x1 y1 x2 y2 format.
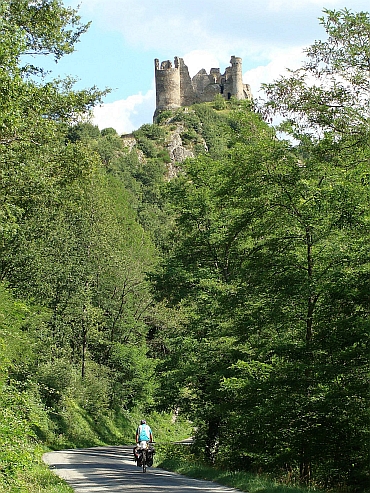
172 108 202 132
256 14 370 486
263 8 370 144
180 127 200 145
158 445 309 493
171 104 232 158
0 369 62 490
0 284 31 381
212 94 227 110
155 110 174 124
153 47 370 488
0 2 162 489
0 389 35 479
147 411 193 445
7 0 90 61
1 3 369 492
96 131 128 167
9 461 74 493
134 123 166 142
136 136 158 157
105 342 156 409
101 127 118 136
66 122 101 142
37 359 75 409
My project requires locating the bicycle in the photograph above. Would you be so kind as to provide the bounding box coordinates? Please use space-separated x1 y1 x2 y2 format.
135 441 155 473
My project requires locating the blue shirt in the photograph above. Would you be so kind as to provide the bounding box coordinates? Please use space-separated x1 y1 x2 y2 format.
137 424 152 441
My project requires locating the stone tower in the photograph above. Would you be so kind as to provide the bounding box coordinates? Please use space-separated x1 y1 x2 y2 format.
154 57 181 114
230 56 244 100
154 55 252 119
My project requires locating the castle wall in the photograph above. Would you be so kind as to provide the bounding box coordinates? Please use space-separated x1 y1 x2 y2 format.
210 68 221 84
179 58 196 107
243 83 253 100
192 69 212 96
154 55 251 118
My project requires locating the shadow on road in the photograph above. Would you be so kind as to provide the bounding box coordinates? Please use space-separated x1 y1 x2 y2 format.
44 445 240 492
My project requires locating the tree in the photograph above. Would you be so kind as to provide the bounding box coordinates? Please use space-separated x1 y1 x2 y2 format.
0 0 106 257
153 26 370 484
153 108 278 461
259 10 370 484
8 0 90 60
0 0 159 417
263 8 370 147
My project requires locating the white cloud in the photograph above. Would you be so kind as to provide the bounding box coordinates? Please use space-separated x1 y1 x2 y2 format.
244 46 306 96
75 0 311 55
72 0 370 78
181 45 307 95
75 0 370 50
93 90 155 134
183 51 221 77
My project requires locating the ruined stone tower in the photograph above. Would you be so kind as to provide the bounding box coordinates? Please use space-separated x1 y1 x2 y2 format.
154 55 252 119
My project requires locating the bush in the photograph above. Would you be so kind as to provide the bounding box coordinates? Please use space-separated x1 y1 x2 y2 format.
172 109 202 132
101 127 118 136
212 94 226 110
134 124 166 141
155 110 174 124
75 362 111 417
0 388 37 480
136 136 158 158
37 359 75 408
66 123 101 142
180 127 199 145
157 149 171 163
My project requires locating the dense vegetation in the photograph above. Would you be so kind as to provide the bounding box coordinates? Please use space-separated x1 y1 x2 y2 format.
0 2 369 492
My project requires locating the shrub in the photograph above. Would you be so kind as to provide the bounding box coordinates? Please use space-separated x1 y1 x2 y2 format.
101 127 118 136
156 110 174 124
136 136 158 158
212 94 226 110
135 124 166 141
37 359 75 409
75 363 111 417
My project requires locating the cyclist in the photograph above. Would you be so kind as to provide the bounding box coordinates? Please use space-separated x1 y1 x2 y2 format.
133 419 154 466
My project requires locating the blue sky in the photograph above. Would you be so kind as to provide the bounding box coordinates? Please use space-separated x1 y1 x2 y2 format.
42 0 370 134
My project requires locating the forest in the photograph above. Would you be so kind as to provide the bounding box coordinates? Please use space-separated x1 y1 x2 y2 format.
0 1 369 492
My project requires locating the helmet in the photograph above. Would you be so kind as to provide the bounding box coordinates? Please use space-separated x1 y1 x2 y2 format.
140 419 146 424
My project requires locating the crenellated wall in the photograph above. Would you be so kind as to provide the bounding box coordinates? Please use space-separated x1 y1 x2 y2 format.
154 55 252 119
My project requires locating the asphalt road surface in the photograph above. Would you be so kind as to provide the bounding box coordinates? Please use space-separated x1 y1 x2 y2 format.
43 445 242 493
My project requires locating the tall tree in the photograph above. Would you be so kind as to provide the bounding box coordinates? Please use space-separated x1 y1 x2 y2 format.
0 0 159 415
154 12 370 483
256 11 370 483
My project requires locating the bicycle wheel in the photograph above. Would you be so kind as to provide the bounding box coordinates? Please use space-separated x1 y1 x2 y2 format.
142 450 147 473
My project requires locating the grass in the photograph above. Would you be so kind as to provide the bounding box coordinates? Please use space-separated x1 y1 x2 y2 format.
0 407 192 493
0 453 74 493
156 447 313 493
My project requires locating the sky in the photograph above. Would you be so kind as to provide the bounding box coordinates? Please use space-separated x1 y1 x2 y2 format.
43 0 370 134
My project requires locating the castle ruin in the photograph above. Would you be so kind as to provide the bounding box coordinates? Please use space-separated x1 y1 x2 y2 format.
154 56 252 119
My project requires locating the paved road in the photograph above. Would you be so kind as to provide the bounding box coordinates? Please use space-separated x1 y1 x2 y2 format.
43 445 241 492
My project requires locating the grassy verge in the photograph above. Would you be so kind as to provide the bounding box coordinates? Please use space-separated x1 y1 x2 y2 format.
0 404 192 493
0 449 74 493
156 445 312 493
